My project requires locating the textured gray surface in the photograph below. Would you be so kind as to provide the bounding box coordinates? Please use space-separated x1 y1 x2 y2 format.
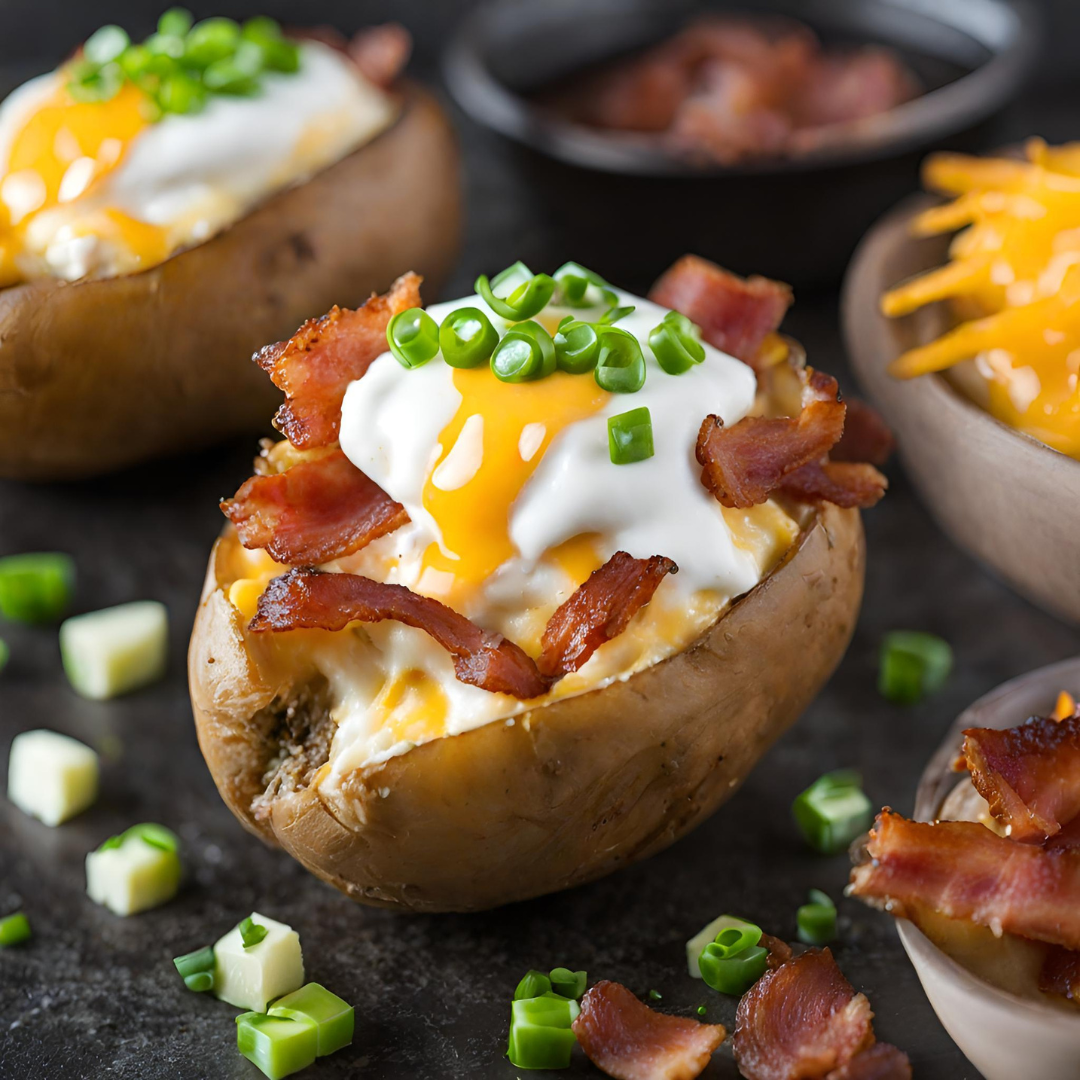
2 4 1080 1079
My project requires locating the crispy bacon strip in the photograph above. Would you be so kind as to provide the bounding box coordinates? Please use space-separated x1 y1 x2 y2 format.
221 449 407 566
826 1043 912 1080
733 949 876 1080
1040 946 1080 1005
649 255 792 369
956 715 1080 842
696 367 845 508
849 810 1080 950
349 23 412 88
537 552 678 679
255 272 422 449
831 399 895 466
571 980 726 1080
778 461 888 509
250 568 549 699
761 933 793 970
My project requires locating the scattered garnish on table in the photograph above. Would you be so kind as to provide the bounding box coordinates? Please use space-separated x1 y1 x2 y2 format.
85 822 181 915
797 890 838 946
0 911 31 947
878 630 952 705
698 919 770 996
268 983 355 1058
173 945 216 992
7 729 99 825
793 770 873 855
213 912 304 1012
236 1011 318 1080
550 967 588 1000
0 553 75 623
733 948 911 1080
508 990 580 1070
882 139 1080 458
572 980 726 1080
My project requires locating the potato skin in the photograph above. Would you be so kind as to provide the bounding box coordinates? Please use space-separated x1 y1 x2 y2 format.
0 84 460 481
190 504 865 912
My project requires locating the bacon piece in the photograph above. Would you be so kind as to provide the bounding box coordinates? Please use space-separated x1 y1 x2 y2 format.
849 810 1080 950
831 398 895 466
256 272 422 449
221 449 407 566
696 368 845 508
761 933 793 970
1040 946 1080 1004
537 552 678 679
778 461 887 509
249 568 549 699
826 1043 911 1080
348 23 411 89
1046 815 1080 853
733 949 875 1080
571 980 726 1080
649 255 792 368
957 715 1080 842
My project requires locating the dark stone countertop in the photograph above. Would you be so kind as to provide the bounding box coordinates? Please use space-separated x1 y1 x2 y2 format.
3 9 1080 1077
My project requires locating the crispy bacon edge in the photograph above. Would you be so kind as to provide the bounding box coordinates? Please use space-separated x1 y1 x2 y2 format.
955 715 1080 843
849 810 1080 951
537 552 678 679
348 23 412 88
221 449 408 566
255 271 422 449
249 567 551 700
571 980 726 1080
831 398 895 467
778 461 888 509
649 254 793 369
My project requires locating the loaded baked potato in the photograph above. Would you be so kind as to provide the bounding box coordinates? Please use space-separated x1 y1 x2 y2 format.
0 16 459 481
189 255 886 912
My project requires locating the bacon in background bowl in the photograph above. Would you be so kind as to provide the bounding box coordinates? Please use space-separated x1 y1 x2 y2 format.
444 0 1036 289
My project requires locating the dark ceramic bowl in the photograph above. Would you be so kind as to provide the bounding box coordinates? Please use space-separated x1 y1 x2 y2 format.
444 0 1038 289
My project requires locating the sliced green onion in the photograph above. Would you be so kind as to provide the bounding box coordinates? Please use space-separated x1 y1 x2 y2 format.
687 915 761 978
598 304 634 325
84 25 131 65
711 921 763 959
67 60 124 103
158 8 194 38
797 890 837 945
155 71 206 115
507 994 579 1070
242 17 299 73
0 553 74 624
0 912 31 947
554 320 600 374
240 915 269 949
514 970 553 1000
476 262 555 321
879 631 953 705
269 983 354 1057
548 968 587 1000
439 306 499 369
173 945 215 988
491 321 556 383
237 1011 318 1080
387 307 440 369
648 989 662 1001
699 942 769 996
100 822 179 853
792 770 874 855
608 407 654 465
144 32 186 59
183 971 212 992
552 261 618 310
594 327 646 393
184 17 242 69
650 311 706 375
203 46 261 95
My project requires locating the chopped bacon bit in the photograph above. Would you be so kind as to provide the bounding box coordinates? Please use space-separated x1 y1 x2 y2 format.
831 398 895 466
779 461 888 509
849 810 1080 950
1040 946 1080 1005
255 272 422 449
825 1043 912 1080
348 23 412 89
696 367 845 508
537 552 677 679
571 980 726 1080
221 449 407 566
249 568 549 699
649 255 792 369
733 949 875 1080
956 715 1080 842
761 933 794 970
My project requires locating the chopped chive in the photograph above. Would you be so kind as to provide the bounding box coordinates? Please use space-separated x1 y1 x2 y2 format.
650 311 706 375
0 553 75 623
507 994 579 1070
240 915 269 949
554 320 600 374
173 944 215 991
699 942 769 996
0 912 31 947
797 889 837 946
711 922 763 959
439 306 499 369
608 407 654 465
476 262 555 321
549 967 587 1000
792 770 873 855
237 1011 317 1079
514 970 553 1000
269 983 354 1057
598 304 635 325
491 321 556 383
387 307 440 369
84 25 131 65
594 327 646 393
879 631 953 704
648 989 662 1001
158 8 193 38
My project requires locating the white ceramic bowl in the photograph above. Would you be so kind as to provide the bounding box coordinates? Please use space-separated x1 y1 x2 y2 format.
897 656 1080 1080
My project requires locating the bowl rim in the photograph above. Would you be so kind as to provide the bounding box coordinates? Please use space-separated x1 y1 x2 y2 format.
443 0 1041 178
897 654 1080 1027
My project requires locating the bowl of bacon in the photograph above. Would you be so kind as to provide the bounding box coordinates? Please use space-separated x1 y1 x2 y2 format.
445 0 1036 287
847 655 1080 1080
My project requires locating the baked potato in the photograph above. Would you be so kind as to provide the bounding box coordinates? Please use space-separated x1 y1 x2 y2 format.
188 256 882 912
0 27 460 482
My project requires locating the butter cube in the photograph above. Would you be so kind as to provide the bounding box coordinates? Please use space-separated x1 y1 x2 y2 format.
86 829 182 915
7 729 99 825
214 913 305 1012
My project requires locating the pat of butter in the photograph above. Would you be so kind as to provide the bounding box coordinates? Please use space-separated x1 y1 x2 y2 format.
7 729 99 826
86 835 181 916
214 912 305 1012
